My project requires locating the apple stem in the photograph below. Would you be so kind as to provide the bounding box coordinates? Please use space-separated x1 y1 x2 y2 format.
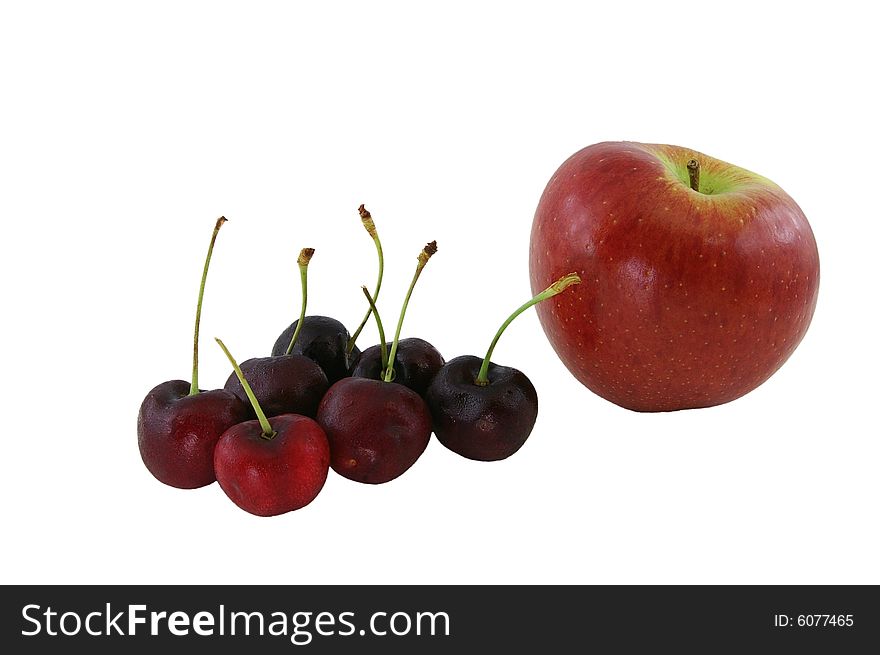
361 285 388 371
285 248 315 355
383 241 437 382
347 205 384 356
475 273 582 386
189 216 227 397
215 338 276 439
687 159 700 192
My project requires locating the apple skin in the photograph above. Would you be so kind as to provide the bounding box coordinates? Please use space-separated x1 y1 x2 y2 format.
529 141 819 412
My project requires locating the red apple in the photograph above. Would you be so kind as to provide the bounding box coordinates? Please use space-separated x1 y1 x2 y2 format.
529 141 819 411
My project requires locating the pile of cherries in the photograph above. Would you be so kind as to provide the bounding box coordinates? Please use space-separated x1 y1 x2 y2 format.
137 208 580 517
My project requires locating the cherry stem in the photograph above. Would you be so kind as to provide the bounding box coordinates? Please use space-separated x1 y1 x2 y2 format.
285 248 315 355
190 217 227 397
215 338 275 439
361 286 388 371
687 159 700 192
347 205 384 355
475 273 582 386
383 241 437 382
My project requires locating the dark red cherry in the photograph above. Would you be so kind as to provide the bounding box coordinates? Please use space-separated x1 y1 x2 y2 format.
224 354 328 418
271 248 359 382
138 380 249 488
316 378 431 484
351 337 444 397
426 356 537 461
425 274 581 462
316 240 438 484
137 217 249 489
272 315 360 383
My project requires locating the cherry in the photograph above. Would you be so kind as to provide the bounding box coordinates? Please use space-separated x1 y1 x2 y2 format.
316 378 431 485
271 316 356 384
426 273 581 461
270 205 384 380
352 338 444 397
224 354 327 418
350 286 444 396
225 248 328 417
137 217 250 489
317 241 437 484
214 339 330 517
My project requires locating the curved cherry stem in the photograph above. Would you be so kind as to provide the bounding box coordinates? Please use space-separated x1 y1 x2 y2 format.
347 205 384 356
361 286 388 371
475 273 581 386
190 216 227 396
215 338 275 439
285 248 315 355
383 241 437 382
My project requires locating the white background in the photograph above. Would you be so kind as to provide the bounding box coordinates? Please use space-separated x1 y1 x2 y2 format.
1 1 877 585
